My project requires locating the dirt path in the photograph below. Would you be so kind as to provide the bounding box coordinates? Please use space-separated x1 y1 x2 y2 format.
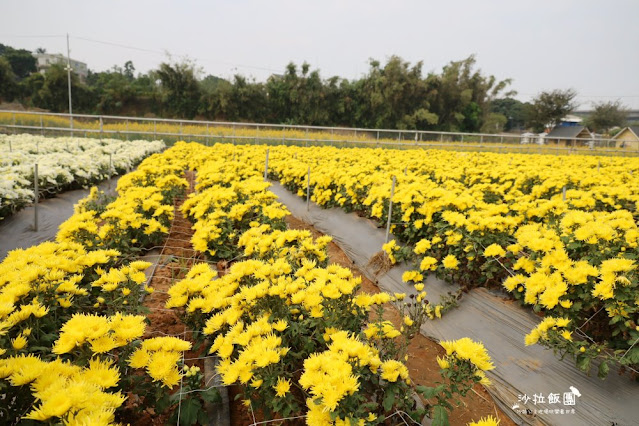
123 171 209 425
286 215 516 426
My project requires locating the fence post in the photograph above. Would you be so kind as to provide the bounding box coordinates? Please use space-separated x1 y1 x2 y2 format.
232 124 236 144
562 186 567 201
40 115 44 136
99 116 104 141
384 176 397 244
33 163 39 232
108 153 113 192
153 120 157 139
126 119 129 140
9 139 12 152
264 149 269 181
12 112 16 135
306 166 311 211
206 123 209 146
597 160 600 172
36 141 39 154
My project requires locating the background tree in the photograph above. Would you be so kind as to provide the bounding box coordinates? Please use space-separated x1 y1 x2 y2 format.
0 44 37 80
200 74 226 95
29 63 93 112
526 89 577 132
353 56 437 129
156 58 201 119
123 60 135 81
228 75 267 122
490 98 529 131
92 69 135 114
18 72 45 106
584 100 627 134
2 41 530 131
480 112 508 133
427 55 514 132
0 57 18 102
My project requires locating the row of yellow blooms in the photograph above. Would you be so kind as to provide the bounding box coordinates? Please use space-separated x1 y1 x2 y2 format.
162 142 496 425
244 143 639 376
0 139 196 425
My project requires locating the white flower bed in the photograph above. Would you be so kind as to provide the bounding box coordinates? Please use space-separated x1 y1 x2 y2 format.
0 134 165 219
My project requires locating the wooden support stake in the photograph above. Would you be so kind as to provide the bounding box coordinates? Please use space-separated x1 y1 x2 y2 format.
34 164 39 232
385 176 397 243
306 166 311 211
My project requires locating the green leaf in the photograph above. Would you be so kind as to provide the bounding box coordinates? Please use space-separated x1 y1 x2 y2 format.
40 333 58 343
198 410 209 425
28 346 52 353
156 393 171 413
180 398 201 426
598 361 610 379
383 387 396 412
417 385 444 399
432 405 450 426
201 388 221 404
624 347 639 363
576 354 591 373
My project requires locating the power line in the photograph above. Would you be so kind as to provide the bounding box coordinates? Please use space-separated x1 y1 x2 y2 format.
0 34 64 38
71 35 280 73
575 95 639 98
517 92 639 98
71 35 165 55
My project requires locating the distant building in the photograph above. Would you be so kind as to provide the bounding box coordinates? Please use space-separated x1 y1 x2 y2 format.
33 53 88 80
558 114 583 127
545 125 592 147
612 126 639 150
520 132 545 145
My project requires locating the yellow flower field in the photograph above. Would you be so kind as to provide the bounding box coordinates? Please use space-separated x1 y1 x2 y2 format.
196 142 639 378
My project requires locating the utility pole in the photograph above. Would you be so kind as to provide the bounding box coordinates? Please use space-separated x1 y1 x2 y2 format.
66 33 73 133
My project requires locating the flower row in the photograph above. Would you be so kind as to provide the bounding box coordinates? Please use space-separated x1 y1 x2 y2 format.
202 143 639 377
0 134 165 220
0 145 192 425
167 142 496 425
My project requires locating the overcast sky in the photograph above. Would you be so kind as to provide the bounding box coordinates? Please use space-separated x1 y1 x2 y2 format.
2 0 639 109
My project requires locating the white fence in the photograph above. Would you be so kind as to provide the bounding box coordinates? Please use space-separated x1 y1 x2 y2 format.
0 110 635 155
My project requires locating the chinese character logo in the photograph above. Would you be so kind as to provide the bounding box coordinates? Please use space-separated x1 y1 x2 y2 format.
563 386 581 406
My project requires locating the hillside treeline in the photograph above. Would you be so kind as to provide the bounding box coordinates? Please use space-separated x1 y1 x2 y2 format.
1 46 528 131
